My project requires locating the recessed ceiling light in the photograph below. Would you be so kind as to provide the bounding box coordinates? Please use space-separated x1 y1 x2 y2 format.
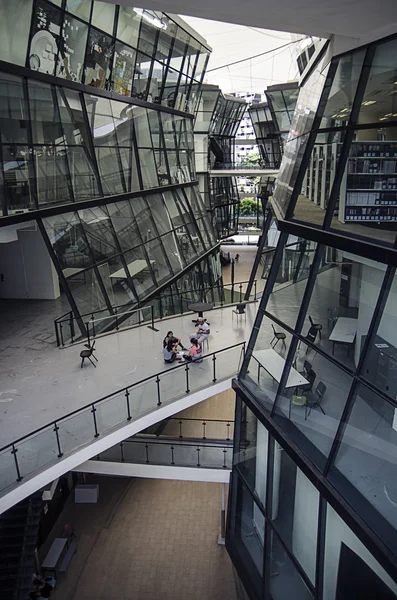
379 117 388 121
362 100 377 106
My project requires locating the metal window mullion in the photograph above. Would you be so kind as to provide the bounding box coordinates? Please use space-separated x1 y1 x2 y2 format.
141 195 174 276
239 230 289 379
322 44 376 229
36 218 86 336
270 244 325 416
130 114 144 190
52 85 75 202
244 209 273 301
179 187 207 251
314 495 327 600
323 264 396 476
23 77 39 209
158 112 172 184
80 92 104 196
128 209 158 287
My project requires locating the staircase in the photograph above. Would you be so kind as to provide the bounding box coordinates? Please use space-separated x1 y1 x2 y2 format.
0 492 41 600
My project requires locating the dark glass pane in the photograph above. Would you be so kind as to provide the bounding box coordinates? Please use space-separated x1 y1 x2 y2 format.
107 199 139 252
44 211 93 270
147 60 167 104
273 133 310 216
269 529 313 599
56 13 88 82
159 232 185 275
331 383 397 540
270 441 318 583
123 246 156 297
28 80 63 144
146 193 173 235
85 27 114 90
359 37 397 125
66 0 91 22
34 146 72 205
2 146 36 211
0 74 29 144
95 146 125 195
67 146 100 201
28 0 62 76
78 206 118 261
132 52 152 99
67 266 108 315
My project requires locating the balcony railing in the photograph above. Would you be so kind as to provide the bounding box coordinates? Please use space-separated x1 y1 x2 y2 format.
95 436 233 470
0 342 245 500
54 280 257 347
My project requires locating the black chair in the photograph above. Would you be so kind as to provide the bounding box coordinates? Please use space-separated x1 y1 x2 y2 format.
297 368 316 395
232 303 247 320
309 316 322 340
80 341 98 368
300 360 312 377
271 324 286 350
305 381 326 419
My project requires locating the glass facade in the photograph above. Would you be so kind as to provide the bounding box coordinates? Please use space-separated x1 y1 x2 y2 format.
194 85 247 238
249 102 283 169
228 33 397 600
0 0 209 111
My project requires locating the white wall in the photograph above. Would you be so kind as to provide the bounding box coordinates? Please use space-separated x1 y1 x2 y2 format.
323 504 397 600
292 468 319 584
0 226 59 300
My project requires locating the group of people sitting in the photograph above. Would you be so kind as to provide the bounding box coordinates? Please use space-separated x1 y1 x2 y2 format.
29 576 56 599
163 318 210 364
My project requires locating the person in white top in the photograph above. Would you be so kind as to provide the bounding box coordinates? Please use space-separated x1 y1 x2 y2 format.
190 317 210 346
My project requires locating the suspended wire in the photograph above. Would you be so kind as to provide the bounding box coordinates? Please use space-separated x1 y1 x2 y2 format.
206 38 306 73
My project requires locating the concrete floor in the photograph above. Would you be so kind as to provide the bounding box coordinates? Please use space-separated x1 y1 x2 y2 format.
0 302 257 449
42 474 237 600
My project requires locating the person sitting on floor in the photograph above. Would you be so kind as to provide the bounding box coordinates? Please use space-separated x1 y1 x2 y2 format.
163 338 181 363
190 317 210 346
183 338 202 362
163 330 186 351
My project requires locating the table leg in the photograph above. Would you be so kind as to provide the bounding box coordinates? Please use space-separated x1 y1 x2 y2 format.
198 311 203 318
332 341 335 355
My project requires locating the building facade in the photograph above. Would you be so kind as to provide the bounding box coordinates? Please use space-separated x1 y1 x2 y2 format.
227 34 397 600
0 1 226 334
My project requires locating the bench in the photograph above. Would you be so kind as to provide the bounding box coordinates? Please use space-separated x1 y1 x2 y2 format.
59 539 77 574
42 537 68 577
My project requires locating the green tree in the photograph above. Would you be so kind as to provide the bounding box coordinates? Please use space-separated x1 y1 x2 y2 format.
240 152 262 167
239 198 262 216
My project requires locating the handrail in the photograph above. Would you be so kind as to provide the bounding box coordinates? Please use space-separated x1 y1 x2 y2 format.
0 341 245 494
54 279 257 346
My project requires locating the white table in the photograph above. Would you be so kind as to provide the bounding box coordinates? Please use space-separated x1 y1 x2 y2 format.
329 317 357 355
252 348 308 389
62 267 86 280
109 260 155 280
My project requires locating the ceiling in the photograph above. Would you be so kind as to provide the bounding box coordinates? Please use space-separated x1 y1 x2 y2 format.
114 0 397 41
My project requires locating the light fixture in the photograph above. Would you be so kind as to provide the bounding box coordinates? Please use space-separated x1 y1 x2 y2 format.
362 100 377 106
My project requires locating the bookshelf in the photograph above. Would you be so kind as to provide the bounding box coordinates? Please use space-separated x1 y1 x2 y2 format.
339 142 397 222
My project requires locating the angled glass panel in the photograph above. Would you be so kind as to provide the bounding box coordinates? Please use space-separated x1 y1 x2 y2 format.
148 60 167 103
330 383 397 544
159 232 185 274
146 193 173 235
66 0 91 22
106 199 139 251
242 316 292 413
270 442 319 584
155 23 173 64
85 96 115 146
67 146 100 201
0 0 33 66
304 246 380 370
264 235 316 330
269 528 313 600
78 206 118 261
235 405 268 508
85 27 114 90
34 145 72 206
67 265 108 315
144 235 173 283
28 0 62 76
273 132 310 217
44 211 93 270
0 74 29 144
123 246 156 297
56 13 88 82
130 196 158 243
95 146 125 195
320 50 365 129
362 266 397 399
28 80 63 145
2 146 36 211
274 337 353 471
132 52 152 99
230 475 264 596
137 18 157 58
359 37 397 125
112 42 136 96
162 67 179 108
194 47 209 84
323 502 397 600
293 129 346 227
117 5 142 49
91 0 115 33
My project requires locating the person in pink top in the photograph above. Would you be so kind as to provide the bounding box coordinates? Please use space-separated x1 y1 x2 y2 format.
183 338 202 362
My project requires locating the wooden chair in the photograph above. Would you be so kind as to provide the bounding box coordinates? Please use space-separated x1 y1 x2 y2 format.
309 315 322 340
80 341 98 368
271 324 286 350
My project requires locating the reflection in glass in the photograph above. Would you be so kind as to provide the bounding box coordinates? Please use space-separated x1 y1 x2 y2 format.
91 0 115 33
112 42 136 96
56 13 88 82
85 27 114 90
0 74 29 144
28 0 62 76
0 0 33 66
269 529 313 599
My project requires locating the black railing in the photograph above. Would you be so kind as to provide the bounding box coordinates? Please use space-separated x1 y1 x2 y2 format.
96 437 233 469
212 162 269 170
54 280 257 347
0 342 245 498
165 417 234 440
